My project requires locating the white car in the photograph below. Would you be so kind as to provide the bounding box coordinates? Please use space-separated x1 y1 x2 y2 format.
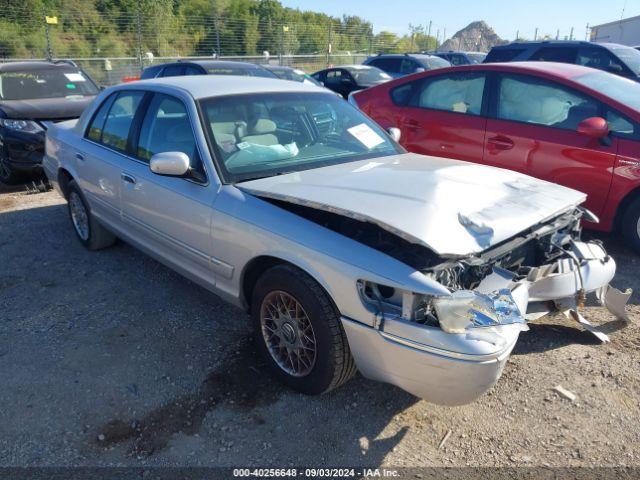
43 75 631 405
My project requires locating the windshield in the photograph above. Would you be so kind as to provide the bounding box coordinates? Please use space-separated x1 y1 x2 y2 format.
0 68 98 100
344 66 391 84
608 45 640 76
200 92 403 182
425 56 451 69
206 66 277 78
573 70 640 110
270 68 323 86
466 52 487 64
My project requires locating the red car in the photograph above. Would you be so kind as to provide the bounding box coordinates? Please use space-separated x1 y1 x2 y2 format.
351 61 640 253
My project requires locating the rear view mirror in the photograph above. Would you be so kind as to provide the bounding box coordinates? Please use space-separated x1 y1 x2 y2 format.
577 117 609 139
387 127 401 142
150 151 190 177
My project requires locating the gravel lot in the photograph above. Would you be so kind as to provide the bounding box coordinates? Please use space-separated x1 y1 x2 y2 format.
0 185 638 469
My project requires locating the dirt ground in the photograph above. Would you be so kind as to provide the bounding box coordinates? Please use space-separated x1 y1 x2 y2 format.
0 185 638 470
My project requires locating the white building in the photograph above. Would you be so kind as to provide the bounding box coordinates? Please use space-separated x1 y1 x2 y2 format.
591 15 640 46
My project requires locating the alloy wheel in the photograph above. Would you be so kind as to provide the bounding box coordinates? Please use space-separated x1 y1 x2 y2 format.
260 290 317 377
69 191 89 241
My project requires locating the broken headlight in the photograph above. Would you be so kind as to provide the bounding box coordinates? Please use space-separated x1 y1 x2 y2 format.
432 289 527 334
358 280 528 334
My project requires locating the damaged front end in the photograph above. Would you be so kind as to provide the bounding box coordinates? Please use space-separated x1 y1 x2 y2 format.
343 208 632 405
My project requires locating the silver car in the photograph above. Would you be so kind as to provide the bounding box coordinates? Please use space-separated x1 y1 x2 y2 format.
43 76 631 405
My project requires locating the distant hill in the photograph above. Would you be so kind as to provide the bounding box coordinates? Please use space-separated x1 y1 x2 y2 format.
438 21 507 53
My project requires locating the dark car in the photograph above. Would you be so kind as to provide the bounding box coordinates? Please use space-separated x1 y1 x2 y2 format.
311 65 391 98
431 51 487 65
140 60 278 80
362 53 450 78
262 65 324 86
484 41 640 80
0 61 99 184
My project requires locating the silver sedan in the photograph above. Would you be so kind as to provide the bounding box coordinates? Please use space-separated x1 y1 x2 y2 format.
43 76 631 405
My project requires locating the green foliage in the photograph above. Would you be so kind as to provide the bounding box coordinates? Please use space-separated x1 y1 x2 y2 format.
0 0 434 58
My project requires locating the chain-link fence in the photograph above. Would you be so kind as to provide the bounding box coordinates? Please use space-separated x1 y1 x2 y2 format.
0 2 447 85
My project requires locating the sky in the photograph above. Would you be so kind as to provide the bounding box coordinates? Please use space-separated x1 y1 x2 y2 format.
279 0 640 41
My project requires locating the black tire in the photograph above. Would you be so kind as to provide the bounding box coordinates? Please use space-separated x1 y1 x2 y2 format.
67 180 116 250
622 196 640 254
251 264 357 395
0 154 22 185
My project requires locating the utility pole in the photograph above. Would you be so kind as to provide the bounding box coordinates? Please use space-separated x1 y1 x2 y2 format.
585 23 590 41
44 16 56 61
569 26 574 40
516 29 519 41
427 21 432 50
326 22 332 66
556 29 560 40
534 27 538 40
443 27 446 43
135 5 143 71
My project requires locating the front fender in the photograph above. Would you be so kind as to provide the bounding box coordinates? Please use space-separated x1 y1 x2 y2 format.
211 186 449 323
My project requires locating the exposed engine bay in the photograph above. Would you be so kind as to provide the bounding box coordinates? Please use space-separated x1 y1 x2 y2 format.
265 196 583 290
265 196 631 341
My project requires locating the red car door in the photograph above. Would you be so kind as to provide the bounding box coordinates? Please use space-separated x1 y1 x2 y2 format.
397 71 487 162
483 73 617 217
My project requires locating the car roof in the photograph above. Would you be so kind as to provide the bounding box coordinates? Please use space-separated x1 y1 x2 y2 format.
125 75 327 99
371 53 441 59
190 60 267 69
0 61 79 72
490 40 625 50
462 60 600 78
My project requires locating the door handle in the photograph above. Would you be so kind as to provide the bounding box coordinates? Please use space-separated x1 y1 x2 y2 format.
75 153 85 162
121 173 137 184
487 136 515 150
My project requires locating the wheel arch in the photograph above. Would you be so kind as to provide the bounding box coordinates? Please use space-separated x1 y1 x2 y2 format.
240 255 338 315
57 168 75 199
614 185 640 232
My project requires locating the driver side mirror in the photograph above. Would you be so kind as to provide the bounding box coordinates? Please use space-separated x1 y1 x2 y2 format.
387 127 401 142
577 117 609 139
150 151 190 177
606 64 623 74
414 67 426 73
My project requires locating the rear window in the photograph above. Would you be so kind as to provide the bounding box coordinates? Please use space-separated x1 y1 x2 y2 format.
0 68 98 100
484 47 526 63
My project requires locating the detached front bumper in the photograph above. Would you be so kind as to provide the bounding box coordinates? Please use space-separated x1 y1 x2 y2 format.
342 240 631 405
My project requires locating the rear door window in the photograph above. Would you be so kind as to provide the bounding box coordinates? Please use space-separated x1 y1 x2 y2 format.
161 65 184 77
183 66 204 75
400 59 421 74
577 47 628 75
369 57 401 74
100 91 145 152
530 47 577 63
411 71 486 115
86 94 116 142
496 74 600 130
485 48 526 62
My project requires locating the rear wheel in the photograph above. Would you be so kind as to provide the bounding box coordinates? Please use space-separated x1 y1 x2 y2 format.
251 264 356 395
622 197 640 255
67 180 116 250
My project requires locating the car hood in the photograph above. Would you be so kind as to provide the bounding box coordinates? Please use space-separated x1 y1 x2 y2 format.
0 96 95 121
238 153 586 257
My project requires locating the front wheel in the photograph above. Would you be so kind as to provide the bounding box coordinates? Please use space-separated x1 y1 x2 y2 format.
67 180 116 250
0 154 21 185
622 197 640 255
251 264 356 395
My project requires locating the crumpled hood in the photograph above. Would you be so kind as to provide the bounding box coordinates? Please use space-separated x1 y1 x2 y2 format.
238 153 586 256
0 96 95 121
